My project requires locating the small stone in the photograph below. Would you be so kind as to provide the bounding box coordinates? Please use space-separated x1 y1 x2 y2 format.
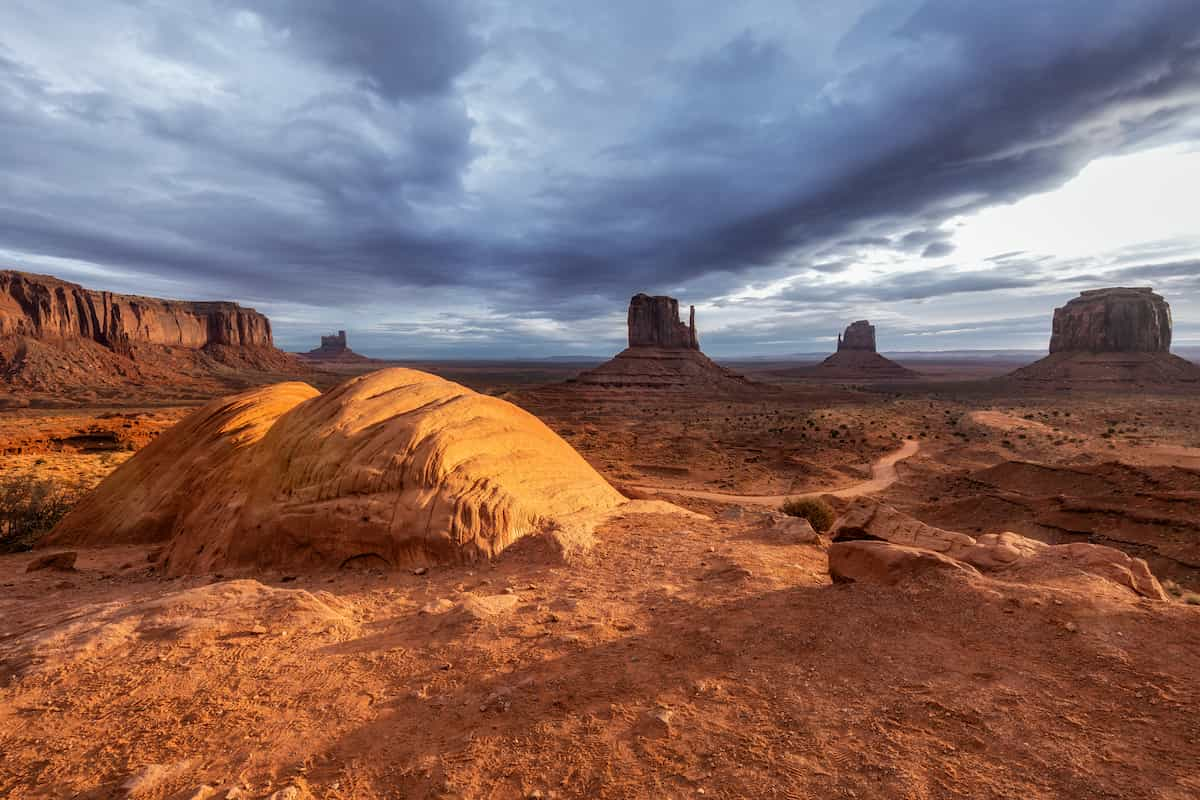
638 707 674 739
412 567 428 576
420 598 456 615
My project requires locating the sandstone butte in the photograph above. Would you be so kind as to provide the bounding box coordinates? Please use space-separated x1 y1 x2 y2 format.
47 368 627 574
0 269 296 399
568 293 758 391
1013 286 1200 384
299 329 372 362
815 319 917 379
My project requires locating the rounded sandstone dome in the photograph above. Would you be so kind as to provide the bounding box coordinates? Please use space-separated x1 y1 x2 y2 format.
49 368 625 573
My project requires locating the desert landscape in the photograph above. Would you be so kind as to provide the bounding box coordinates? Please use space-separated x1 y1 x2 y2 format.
2 274 1199 800
4 4 1200 798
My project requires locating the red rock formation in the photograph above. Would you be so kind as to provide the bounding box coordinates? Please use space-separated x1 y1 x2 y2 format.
1013 286 1200 385
0 270 299 402
803 319 916 380
48 369 627 572
1049 288 1171 353
836 320 876 352
300 329 371 362
0 270 274 351
627 294 698 350
568 294 758 392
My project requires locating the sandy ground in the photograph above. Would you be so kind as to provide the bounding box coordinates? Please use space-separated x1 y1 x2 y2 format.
633 439 920 504
2 364 1200 798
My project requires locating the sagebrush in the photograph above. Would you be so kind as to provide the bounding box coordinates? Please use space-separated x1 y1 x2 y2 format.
780 497 835 532
0 473 87 552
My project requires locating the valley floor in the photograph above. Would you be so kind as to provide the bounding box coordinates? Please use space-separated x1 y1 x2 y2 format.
2 366 1199 799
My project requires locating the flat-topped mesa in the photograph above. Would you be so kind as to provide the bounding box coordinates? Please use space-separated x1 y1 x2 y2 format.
1049 287 1171 354
0 270 274 352
627 293 698 350
1011 286 1200 385
837 320 877 352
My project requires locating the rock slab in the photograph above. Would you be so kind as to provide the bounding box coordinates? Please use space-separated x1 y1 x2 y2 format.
830 498 1168 600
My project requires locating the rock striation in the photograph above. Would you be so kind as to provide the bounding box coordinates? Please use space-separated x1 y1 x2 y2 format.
1 270 273 351
567 294 757 392
300 329 371 362
1049 288 1171 353
0 270 298 401
47 368 627 573
1012 287 1200 385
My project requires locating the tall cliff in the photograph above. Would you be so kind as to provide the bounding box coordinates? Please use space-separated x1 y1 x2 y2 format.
837 320 877 352
627 293 698 350
1049 287 1172 353
0 270 274 353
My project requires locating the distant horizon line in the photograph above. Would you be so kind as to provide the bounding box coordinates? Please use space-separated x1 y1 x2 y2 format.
280 345 1200 363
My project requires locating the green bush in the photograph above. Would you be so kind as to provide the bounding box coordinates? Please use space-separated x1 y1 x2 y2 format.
0 474 86 552
780 497 835 532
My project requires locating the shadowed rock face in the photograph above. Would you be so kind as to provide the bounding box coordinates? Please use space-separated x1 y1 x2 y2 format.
0 270 273 352
627 294 698 349
1049 287 1171 353
837 320 876 352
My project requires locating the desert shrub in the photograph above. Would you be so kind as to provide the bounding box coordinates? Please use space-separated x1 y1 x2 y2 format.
780 497 835 532
1163 579 1200 606
0 474 86 552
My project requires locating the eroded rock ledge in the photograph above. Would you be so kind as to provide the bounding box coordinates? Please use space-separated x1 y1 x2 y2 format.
0 270 274 353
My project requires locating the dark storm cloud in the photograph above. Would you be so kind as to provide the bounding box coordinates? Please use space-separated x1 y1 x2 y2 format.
245 1 482 101
1 0 1199 354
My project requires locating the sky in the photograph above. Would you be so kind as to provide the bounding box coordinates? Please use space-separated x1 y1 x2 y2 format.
1 0 1199 358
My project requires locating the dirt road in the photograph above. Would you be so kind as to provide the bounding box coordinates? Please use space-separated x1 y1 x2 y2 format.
634 438 920 505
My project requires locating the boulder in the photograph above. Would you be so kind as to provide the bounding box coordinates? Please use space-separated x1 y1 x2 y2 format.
758 513 820 544
1049 287 1171 353
837 320 877 352
25 550 77 572
831 499 975 554
627 294 698 350
828 541 980 585
830 500 1169 600
47 368 626 574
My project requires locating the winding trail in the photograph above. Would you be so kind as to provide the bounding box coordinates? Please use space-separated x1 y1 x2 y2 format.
633 439 920 506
